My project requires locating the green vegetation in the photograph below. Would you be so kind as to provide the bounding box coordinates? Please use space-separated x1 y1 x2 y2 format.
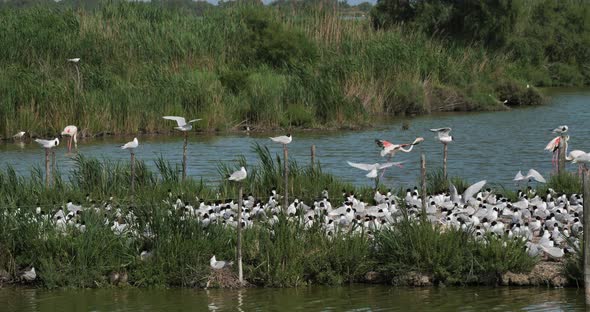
374 221 535 285
0 1 548 138
372 0 590 87
0 147 536 289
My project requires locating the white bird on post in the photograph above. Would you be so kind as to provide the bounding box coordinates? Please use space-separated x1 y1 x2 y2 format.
270 134 292 212
163 116 202 181
121 138 139 193
35 138 59 188
228 166 247 285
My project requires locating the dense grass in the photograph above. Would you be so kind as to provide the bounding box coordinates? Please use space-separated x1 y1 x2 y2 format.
373 220 536 285
0 146 538 289
0 2 544 138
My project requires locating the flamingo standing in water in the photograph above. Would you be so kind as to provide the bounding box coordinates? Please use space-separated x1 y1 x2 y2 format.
545 135 567 171
563 139 586 176
375 137 423 177
61 125 78 153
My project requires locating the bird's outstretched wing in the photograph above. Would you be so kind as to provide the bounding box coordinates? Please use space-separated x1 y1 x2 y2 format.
449 183 459 203
526 169 546 183
375 139 393 148
347 161 374 171
378 161 405 169
429 127 452 135
187 119 202 124
513 171 524 181
462 180 487 202
163 116 187 127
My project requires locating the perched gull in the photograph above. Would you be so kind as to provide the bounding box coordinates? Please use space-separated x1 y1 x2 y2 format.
429 127 453 144
270 134 292 145
67 58 80 63
347 161 405 178
34 138 59 149
21 267 36 282
121 138 139 150
210 255 233 269
514 169 546 183
163 116 202 132
13 131 26 139
551 125 568 134
228 167 247 182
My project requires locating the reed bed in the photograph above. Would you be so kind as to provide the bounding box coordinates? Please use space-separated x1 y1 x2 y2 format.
0 2 542 138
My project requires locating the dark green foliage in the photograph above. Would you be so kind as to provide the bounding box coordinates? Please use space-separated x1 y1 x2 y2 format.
372 0 590 86
372 221 536 285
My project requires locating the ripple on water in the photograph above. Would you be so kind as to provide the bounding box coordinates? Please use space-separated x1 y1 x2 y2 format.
1 89 590 187
0 286 586 312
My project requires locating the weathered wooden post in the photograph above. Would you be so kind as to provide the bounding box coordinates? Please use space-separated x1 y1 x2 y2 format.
182 131 188 181
583 166 590 304
283 144 289 212
130 151 136 194
421 153 427 214
237 185 243 285
558 134 567 174
45 149 50 188
443 144 448 180
311 144 316 170
51 150 56 185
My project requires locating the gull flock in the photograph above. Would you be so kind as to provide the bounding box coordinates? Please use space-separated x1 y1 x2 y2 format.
8 122 590 276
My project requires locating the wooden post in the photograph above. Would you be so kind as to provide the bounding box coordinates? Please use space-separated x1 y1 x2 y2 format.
583 167 590 304
558 134 566 174
420 153 426 215
283 144 289 212
443 144 448 180
75 64 81 92
45 149 50 189
51 150 56 186
182 131 188 181
237 185 243 285
311 145 316 170
130 151 135 194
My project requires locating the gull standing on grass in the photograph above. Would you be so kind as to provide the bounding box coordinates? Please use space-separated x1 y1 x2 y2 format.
210 255 233 270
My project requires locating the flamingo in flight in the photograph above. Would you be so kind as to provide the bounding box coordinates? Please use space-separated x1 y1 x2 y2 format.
61 125 78 152
375 137 424 158
374 137 423 177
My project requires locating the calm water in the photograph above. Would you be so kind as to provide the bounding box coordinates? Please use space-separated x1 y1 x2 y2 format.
0 286 586 311
2 89 589 187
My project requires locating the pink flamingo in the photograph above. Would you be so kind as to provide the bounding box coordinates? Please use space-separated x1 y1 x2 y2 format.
61 125 78 153
375 137 423 177
545 135 568 171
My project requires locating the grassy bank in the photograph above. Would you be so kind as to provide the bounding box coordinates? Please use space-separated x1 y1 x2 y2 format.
0 2 545 138
0 146 549 289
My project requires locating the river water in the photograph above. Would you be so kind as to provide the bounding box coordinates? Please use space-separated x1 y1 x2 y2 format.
0 285 586 311
1 88 589 187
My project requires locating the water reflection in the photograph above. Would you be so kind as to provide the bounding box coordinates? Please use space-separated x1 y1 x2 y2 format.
0 286 586 311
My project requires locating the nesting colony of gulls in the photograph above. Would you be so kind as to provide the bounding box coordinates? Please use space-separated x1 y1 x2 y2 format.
8 122 590 276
